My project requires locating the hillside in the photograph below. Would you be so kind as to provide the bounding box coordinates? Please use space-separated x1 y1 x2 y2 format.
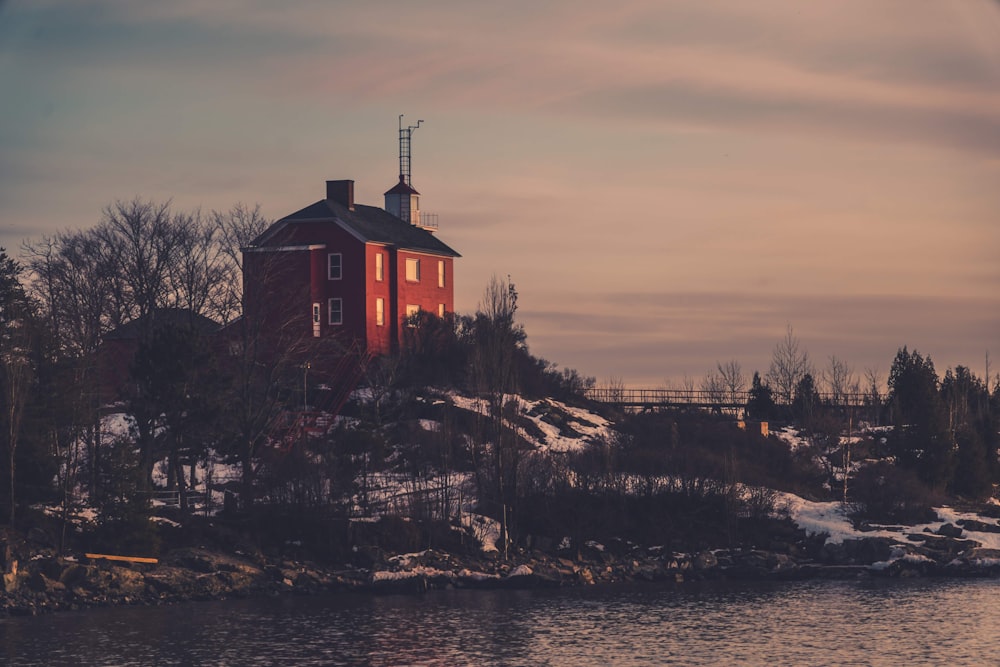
5 384 1000 616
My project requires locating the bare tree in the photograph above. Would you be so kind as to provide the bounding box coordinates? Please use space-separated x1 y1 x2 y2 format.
96 198 179 324
364 354 402 426
823 355 858 406
717 359 747 406
23 231 120 498
22 200 264 502
767 325 812 404
167 210 231 323
24 230 121 355
603 375 626 404
699 370 726 405
469 275 523 559
864 366 883 425
212 203 270 324
680 373 696 403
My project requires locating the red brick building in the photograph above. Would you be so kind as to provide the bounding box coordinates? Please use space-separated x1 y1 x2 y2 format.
243 177 460 357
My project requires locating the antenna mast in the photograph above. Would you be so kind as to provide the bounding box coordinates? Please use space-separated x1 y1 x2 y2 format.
398 115 423 186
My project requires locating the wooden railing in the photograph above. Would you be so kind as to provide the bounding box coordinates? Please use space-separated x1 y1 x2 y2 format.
585 387 872 409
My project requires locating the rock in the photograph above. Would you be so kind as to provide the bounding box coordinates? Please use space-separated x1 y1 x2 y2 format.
960 547 1000 561
820 541 847 565
693 551 718 570
851 538 895 564
910 533 980 559
766 552 794 571
59 563 88 587
164 548 228 573
633 565 660 582
28 571 66 595
936 523 964 538
956 519 1000 534
3 558 19 593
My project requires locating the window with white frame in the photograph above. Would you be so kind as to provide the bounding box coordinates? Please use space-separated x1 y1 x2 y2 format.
437 260 445 288
405 257 420 282
375 252 384 281
328 298 343 325
375 297 385 326
328 253 342 280
405 304 420 325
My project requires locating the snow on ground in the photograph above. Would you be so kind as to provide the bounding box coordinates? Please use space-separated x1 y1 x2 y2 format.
780 493 871 544
351 470 475 518
525 399 612 453
447 393 611 453
149 453 241 515
101 411 132 439
774 427 810 451
463 513 500 553
781 491 1000 550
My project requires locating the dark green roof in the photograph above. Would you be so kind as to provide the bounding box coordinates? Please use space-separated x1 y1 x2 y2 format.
255 198 460 257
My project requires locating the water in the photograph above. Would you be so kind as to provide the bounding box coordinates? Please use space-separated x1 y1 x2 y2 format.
3 578 999 666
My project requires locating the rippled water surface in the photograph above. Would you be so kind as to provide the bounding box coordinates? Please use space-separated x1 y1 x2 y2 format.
3 578 1000 666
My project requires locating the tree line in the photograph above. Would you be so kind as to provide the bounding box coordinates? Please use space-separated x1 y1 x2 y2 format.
0 192 592 555
0 199 271 544
2 198 997 558
693 326 1000 508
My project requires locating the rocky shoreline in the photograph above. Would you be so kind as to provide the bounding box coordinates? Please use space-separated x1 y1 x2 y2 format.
4 520 1000 617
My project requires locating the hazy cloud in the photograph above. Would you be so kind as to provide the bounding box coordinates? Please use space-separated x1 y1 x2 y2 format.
1 1 996 386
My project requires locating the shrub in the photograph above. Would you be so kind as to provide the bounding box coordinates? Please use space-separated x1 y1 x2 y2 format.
849 461 939 524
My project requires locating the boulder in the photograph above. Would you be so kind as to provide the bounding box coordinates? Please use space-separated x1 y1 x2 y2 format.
936 523 964 538
28 572 65 595
956 519 1000 534
693 551 718 570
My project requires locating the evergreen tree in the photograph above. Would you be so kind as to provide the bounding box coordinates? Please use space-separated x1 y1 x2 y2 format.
942 366 997 499
0 249 43 522
746 372 777 421
887 347 953 490
126 318 219 512
792 373 821 424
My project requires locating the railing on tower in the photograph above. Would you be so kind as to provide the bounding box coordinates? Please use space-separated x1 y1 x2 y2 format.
415 212 438 230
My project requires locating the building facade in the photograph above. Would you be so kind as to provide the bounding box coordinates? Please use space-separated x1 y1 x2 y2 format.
243 178 460 357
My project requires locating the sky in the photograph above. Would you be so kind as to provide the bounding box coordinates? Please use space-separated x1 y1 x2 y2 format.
1 0 998 388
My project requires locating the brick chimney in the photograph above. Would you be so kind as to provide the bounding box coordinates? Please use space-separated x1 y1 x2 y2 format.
326 180 354 211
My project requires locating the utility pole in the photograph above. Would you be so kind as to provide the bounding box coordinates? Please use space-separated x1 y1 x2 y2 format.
303 362 311 411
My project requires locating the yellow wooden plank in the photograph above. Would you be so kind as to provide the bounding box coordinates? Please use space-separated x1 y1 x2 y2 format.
84 553 159 564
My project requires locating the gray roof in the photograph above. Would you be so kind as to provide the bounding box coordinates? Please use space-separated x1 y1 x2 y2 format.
254 199 460 257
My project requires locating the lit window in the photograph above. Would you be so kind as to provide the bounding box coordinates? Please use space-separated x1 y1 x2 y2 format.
405 304 420 325
437 260 445 288
328 253 342 280
375 252 384 281
405 258 420 282
438 303 445 318
376 297 385 326
328 298 343 325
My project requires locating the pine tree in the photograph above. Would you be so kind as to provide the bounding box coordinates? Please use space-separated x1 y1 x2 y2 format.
0 249 39 522
887 347 953 490
746 372 776 421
